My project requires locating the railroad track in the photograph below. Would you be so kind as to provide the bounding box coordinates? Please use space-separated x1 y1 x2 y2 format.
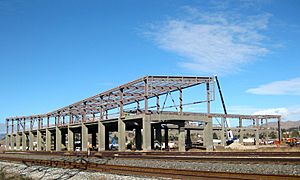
3 150 300 165
0 156 299 179
4 150 300 157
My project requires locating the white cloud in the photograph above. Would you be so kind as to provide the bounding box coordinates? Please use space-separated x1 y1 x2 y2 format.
227 105 300 121
253 108 288 118
246 77 300 95
253 107 300 121
145 6 271 74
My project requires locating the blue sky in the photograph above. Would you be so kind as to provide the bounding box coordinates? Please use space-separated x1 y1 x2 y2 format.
1 0 300 131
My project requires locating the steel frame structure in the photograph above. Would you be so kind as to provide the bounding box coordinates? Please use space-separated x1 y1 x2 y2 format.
5 75 282 150
6 76 215 133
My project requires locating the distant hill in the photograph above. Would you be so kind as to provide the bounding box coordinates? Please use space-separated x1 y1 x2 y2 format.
260 120 300 130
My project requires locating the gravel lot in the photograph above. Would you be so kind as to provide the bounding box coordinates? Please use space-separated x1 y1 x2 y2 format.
0 153 299 177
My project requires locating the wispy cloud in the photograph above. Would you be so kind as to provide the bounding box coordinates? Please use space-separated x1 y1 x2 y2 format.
229 106 300 121
253 107 288 118
246 77 300 95
253 107 300 121
144 5 271 74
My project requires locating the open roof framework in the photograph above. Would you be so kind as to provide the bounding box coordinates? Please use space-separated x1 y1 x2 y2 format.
5 75 281 135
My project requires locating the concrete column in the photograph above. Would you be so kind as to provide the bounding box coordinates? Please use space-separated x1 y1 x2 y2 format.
22 133 26 151
81 123 88 151
37 130 42 151
164 126 169 150
67 127 74 151
255 129 259 146
203 118 213 151
10 135 15 150
16 133 20 151
46 129 51 151
118 118 126 151
142 115 151 151
98 121 105 151
29 132 34 151
239 129 244 144
56 127 62 151
178 126 185 152
5 135 10 150
135 127 142 150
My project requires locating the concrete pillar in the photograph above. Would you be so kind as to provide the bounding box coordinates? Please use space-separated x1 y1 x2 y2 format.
164 126 169 150
178 126 185 152
118 119 126 151
15 133 20 151
81 123 88 151
56 127 62 151
46 129 51 151
67 127 74 151
255 129 259 146
142 115 151 151
98 121 105 151
37 130 42 151
5 135 10 150
239 129 244 144
135 127 142 150
204 118 213 151
22 133 26 151
11 135 15 150
29 131 34 151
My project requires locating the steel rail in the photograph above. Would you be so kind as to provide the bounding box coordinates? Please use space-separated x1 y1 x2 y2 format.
4 150 300 157
0 156 299 180
3 150 300 165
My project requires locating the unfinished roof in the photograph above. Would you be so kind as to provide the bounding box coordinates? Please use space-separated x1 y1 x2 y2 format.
7 76 214 120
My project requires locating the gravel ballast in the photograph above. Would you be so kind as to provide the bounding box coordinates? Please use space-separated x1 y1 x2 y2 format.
0 161 160 180
0 153 299 177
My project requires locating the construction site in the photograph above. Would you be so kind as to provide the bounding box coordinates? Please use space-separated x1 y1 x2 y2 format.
4 76 282 152
2 76 300 180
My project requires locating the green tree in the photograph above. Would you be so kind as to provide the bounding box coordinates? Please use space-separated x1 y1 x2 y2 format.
291 130 299 138
269 131 277 139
